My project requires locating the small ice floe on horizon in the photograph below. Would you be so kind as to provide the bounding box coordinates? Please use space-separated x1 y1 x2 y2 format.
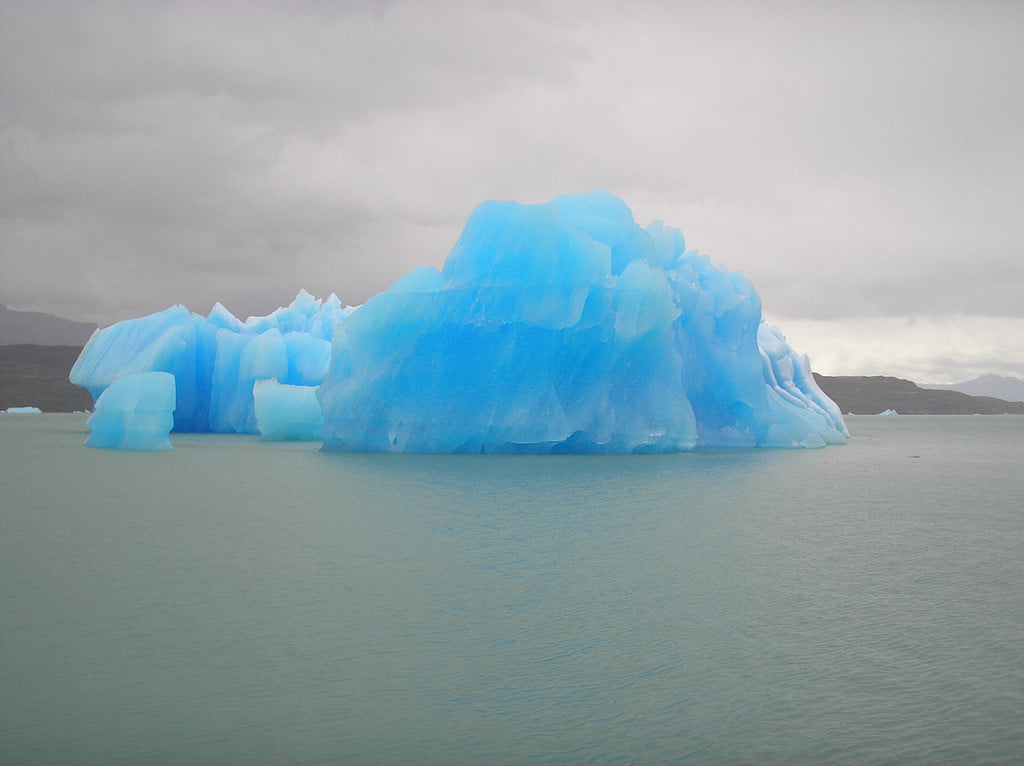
3 406 42 414
878 409 899 416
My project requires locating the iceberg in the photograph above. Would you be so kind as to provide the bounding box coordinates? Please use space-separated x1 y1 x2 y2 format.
319 191 847 453
4 406 43 414
84 371 176 450
70 290 352 439
69 191 847 453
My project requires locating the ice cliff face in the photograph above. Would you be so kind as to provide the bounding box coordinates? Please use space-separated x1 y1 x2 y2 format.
70 191 847 452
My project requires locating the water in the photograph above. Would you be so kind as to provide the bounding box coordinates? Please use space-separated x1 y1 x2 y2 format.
2 414 1022 764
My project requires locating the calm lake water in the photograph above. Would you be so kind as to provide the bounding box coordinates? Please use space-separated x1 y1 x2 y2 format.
1 414 1022 764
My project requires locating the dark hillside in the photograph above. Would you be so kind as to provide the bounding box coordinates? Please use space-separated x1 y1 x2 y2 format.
0 345 92 412
0 303 96 346
814 374 1024 415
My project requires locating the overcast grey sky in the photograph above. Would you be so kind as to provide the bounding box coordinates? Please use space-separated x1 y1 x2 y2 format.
2 0 1022 382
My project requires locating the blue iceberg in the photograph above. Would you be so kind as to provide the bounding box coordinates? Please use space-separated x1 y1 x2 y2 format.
319 191 847 453
253 379 322 441
85 371 176 450
70 290 352 439
70 191 847 453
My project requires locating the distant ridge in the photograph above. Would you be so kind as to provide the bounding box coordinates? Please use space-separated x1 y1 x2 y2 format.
0 302 97 346
921 374 1024 404
0 344 93 412
814 374 1024 415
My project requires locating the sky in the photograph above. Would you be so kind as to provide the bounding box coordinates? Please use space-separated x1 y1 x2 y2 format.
2 0 1022 383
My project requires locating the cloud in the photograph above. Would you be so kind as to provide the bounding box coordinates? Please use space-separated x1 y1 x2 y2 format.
1 0 1022 382
769 316 1024 383
1 1 586 316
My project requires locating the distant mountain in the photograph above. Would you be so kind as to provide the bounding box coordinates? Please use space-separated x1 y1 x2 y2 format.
814 374 1024 415
0 302 97 346
921 374 1024 404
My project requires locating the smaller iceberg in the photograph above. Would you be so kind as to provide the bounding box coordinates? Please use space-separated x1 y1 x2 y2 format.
3 406 42 414
84 371 176 450
70 290 353 434
253 379 322 441
878 409 898 416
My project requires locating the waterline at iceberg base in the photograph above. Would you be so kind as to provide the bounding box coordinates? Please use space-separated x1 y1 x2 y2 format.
71 191 847 453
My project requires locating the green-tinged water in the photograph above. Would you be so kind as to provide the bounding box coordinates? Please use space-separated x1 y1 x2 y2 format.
1 414 1022 764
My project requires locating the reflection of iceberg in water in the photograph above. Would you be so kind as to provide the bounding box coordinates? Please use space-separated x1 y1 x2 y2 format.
70 191 847 452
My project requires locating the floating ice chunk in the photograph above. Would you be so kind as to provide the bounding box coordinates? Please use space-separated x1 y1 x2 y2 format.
4 406 42 414
253 379 322 441
319 191 848 453
69 305 212 432
757 324 848 447
878 409 898 416
84 371 176 450
71 291 352 434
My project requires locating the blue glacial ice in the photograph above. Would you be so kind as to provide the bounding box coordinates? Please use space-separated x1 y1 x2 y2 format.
70 290 352 438
70 191 847 452
84 371 176 450
319 191 847 452
253 379 322 441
